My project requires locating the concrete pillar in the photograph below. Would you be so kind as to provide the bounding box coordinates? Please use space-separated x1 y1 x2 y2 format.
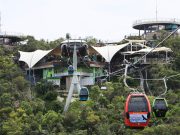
166 51 168 63
144 25 146 34
139 30 141 36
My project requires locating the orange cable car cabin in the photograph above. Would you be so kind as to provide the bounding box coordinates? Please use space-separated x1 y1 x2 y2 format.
124 93 151 128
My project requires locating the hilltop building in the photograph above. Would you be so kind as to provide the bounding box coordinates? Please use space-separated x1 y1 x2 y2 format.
19 40 106 93
18 39 173 94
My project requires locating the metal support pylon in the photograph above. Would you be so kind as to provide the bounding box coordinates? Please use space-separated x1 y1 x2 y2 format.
64 44 81 112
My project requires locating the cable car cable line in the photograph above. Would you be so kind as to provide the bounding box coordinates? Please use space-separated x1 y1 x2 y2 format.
166 73 180 79
122 74 180 81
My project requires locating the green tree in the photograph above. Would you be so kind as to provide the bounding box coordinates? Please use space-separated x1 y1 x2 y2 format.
89 85 101 101
0 93 12 108
42 110 63 133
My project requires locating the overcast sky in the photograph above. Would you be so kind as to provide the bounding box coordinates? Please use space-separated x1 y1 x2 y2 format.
0 0 180 42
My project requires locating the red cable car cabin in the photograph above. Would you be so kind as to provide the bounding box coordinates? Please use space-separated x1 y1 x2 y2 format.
124 93 151 128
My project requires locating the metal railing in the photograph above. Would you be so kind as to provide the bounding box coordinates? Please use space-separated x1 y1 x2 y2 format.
0 31 25 37
133 57 172 64
133 18 180 26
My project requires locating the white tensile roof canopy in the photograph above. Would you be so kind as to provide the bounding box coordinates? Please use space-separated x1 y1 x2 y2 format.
19 50 52 68
91 43 129 62
153 47 172 52
122 46 172 55
19 42 172 68
19 43 129 68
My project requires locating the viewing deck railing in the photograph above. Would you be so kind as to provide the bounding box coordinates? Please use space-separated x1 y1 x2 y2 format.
133 57 173 64
133 18 180 27
0 31 25 37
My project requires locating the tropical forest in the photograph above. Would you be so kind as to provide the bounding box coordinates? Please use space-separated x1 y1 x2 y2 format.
0 34 180 135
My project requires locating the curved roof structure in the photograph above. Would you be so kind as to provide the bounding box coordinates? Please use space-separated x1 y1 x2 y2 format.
19 50 52 68
91 43 129 62
153 47 172 52
122 47 172 55
133 18 180 30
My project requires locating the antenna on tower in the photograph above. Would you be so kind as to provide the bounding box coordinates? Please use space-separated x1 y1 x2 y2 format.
156 0 158 21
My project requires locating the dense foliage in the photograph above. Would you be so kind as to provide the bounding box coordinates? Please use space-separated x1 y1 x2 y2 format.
0 36 180 135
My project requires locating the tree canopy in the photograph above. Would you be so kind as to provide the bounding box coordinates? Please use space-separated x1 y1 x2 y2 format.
0 35 180 135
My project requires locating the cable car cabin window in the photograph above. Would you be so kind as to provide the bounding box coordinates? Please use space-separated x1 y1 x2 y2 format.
154 99 167 110
69 42 81 48
128 96 148 112
80 88 88 95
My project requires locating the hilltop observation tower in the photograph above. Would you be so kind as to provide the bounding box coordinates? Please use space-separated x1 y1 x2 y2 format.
132 18 180 40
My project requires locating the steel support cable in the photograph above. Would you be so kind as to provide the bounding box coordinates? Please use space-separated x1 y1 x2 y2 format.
123 73 180 81
109 67 126 76
129 78 164 81
166 73 180 79
95 67 125 82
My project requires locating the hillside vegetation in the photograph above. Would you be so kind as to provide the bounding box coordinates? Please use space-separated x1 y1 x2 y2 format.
0 36 180 135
